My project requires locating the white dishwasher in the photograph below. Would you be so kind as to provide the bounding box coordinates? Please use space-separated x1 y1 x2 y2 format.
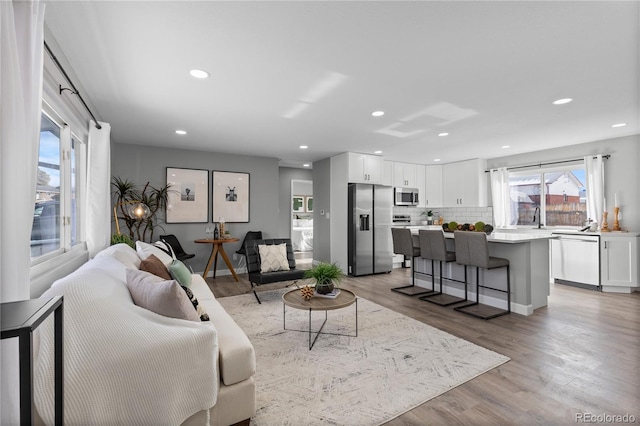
551 232 600 287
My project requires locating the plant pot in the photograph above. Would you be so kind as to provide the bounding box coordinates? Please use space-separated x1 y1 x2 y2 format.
315 282 334 294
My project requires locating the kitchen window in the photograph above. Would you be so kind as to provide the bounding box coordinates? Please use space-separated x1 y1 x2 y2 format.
509 166 587 227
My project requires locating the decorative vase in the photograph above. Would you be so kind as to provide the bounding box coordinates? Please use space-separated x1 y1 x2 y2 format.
315 281 334 294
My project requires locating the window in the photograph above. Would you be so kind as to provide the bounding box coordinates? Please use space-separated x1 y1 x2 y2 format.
31 111 86 259
509 166 587 227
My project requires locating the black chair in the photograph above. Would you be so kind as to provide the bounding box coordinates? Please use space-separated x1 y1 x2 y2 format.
236 231 263 257
159 234 195 262
245 238 305 303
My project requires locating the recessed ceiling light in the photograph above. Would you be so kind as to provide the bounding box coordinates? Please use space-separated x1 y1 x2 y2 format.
552 98 573 105
175 130 187 135
612 123 627 128
438 132 449 137
374 150 382 154
303 163 310 167
299 145 308 149
501 145 511 149
189 69 210 79
433 159 441 162
371 111 384 117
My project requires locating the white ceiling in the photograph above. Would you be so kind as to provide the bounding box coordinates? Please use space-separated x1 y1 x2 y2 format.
44 1 639 168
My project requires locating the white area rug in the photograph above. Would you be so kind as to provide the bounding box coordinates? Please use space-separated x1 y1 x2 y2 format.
218 289 509 425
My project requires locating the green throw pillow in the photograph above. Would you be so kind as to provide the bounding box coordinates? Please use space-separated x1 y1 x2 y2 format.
169 260 192 287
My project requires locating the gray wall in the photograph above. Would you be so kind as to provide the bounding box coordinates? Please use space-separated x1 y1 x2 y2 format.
312 157 332 262
487 134 640 230
278 167 313 237
111 142 280 275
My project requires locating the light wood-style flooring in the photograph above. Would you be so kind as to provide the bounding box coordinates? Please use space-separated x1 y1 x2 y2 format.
206 267 640 425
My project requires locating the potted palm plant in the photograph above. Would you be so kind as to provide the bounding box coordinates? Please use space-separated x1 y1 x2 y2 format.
420 210 434 225
303 262 344 294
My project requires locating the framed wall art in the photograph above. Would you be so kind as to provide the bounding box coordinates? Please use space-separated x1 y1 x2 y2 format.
305 196 313 212
292 196 305 213
212 171 250 223
166 167 209 223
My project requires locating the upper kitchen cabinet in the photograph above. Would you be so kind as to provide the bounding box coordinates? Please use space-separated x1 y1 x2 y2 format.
442 159 488 207
424 165 443 207
382 161 393 186
392 162 419 188
347 152 384 184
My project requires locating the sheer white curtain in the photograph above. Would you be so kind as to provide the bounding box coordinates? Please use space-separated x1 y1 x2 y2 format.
0 0 46 422
490 167 512 228
86 120 112 257
585 154 604 225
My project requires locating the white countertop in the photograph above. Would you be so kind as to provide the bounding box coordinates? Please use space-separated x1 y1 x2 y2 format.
405 226 556 244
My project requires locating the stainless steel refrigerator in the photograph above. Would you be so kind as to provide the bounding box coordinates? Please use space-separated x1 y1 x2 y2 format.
348 183 393 276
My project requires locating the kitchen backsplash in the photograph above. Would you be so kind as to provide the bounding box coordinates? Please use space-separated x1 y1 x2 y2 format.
394 206 494 226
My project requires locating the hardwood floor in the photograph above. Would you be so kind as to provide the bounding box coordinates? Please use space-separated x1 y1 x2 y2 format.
206 268 640 425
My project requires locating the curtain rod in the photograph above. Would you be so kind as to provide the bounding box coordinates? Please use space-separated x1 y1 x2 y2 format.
485 154 611 173
44 40 102 130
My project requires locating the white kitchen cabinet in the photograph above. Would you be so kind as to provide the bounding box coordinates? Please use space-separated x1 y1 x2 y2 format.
415 165 426 207
348 152 384 184
600 235 639 291
382 161 393 186
392 162 418 188
442 159 487 207
424 165 443 207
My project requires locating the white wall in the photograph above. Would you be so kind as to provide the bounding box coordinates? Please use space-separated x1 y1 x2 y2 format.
487 134 640 230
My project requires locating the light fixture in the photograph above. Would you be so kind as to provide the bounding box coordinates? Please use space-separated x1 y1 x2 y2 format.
438 132 449 137
299 145 308 149
501 145 511 149
374 150 382 154
433 159 441 162
612 123 627 128
113 201 150 235
371 111 384 117
175 130 187 135
189 69 210 79
303 163 310 167
552 98 573 105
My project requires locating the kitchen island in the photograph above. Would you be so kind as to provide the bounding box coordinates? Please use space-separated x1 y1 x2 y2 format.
408 227 556 316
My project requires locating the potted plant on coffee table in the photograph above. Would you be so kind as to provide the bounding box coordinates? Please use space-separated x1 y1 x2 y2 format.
303 262 344 294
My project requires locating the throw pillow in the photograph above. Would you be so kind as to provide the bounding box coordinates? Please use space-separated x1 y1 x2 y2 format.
258 243 290 273
136 241 174 267
181 286 210 322
125 269 200 322
168 260 192 287
140 254 172 280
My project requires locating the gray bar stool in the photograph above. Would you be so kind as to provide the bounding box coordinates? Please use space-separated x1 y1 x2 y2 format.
417 229 467 306
391 228 433 297
452 231 511 320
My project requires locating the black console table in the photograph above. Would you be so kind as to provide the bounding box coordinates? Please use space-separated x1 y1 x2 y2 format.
1 296 63 425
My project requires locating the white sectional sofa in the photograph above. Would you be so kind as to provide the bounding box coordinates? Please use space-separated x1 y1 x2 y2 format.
34 243 256 426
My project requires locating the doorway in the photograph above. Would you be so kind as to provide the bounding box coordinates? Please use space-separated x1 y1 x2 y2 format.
291 179 313 263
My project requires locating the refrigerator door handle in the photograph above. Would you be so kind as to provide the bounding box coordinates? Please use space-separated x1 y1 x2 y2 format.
360 214 370 231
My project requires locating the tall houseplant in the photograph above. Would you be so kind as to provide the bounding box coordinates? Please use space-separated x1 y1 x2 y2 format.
112 176 171 242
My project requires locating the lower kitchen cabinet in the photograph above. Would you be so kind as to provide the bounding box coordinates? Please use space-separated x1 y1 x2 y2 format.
600 235 639 292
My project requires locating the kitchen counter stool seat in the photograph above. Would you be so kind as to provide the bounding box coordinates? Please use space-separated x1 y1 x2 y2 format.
391 228 434 297
453 231 511 320
417 230 468 306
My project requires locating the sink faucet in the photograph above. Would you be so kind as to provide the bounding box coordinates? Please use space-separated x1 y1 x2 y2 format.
533 207 543 229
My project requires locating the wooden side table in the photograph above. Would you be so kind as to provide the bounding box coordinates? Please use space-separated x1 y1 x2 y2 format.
194 238 240 281
1 296 64 425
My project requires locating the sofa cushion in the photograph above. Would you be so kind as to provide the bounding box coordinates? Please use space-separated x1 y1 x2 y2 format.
169 259 192 287
140 254 172 280
258 243 290 273
94 243 141 269
136 241 174 267
190 276 256 385
125 269 201 322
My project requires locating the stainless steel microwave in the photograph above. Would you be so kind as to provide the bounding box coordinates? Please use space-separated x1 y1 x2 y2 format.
394 187 419 206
